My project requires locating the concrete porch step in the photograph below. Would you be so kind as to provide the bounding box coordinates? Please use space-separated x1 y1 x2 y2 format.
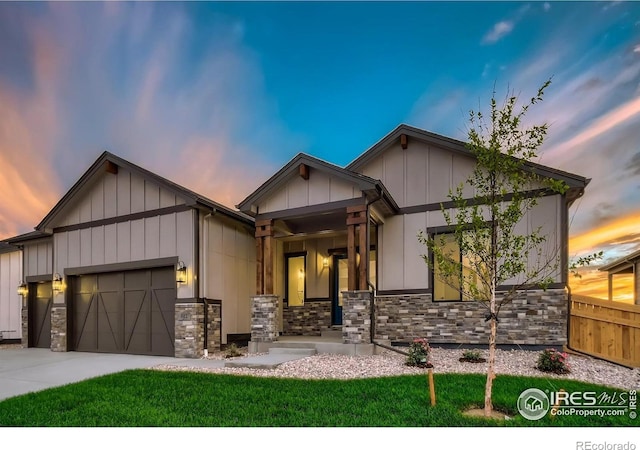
223 351 312 370
321 329 342 339
268 347 316 356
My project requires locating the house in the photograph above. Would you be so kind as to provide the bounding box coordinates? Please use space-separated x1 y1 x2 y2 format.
2 124 590 358
599 249 640 304
0 242 22 342
3 152 255 357
239 124 589 354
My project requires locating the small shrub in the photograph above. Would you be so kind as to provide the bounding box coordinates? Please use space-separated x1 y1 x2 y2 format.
459 349 486 363
406 338 432 368
536 348 570 374
224 343 243 358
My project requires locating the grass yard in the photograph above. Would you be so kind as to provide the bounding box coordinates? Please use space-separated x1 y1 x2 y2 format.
0 370 635 427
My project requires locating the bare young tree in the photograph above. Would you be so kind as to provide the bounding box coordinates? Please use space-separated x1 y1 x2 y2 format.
418 79 571 417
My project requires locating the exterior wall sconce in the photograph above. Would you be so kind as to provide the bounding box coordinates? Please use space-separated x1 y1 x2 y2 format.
176 261 187 284
17 282 28 297
52 273 63 293
322 257 329 268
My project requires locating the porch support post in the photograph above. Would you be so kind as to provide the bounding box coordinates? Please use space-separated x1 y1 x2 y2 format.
255 219 274 295
608 273 613 302
346 204 368 291
347 223 356 291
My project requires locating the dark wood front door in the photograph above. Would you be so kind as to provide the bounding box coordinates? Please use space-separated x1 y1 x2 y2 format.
70 267 175 356
332 255 348 326
29 282 52 348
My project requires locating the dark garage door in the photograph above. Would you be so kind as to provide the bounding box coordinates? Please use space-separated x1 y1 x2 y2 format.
29 282 52 348
71 266 176 356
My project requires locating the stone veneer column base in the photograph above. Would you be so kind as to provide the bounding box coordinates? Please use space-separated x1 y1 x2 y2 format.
342 291 372 344
51 306 68 352
21 306 28 348
207 302 222 352
175 303 205 358
249 295 278 353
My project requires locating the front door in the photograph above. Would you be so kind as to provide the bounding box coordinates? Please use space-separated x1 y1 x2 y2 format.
332 255 348 326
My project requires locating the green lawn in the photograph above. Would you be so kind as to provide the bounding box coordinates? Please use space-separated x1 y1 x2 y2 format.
0 370 635 427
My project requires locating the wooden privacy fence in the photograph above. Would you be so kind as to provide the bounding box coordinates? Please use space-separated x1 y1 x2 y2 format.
569 295 640 368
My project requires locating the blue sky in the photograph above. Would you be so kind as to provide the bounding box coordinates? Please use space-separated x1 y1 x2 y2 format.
0 1 639 297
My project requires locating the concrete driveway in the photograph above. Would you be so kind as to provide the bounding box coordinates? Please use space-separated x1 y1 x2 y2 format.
0 348 225 401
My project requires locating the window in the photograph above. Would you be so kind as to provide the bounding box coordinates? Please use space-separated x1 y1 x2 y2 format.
432 231 488 302
285 254 306 306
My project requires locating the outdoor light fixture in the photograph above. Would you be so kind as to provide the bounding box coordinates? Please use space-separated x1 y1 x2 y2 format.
176 261 187 284
322 257 329 268
17 282 28 297
52 273 63 292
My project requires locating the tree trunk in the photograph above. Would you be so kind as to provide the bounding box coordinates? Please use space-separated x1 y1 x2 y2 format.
484 291 497 417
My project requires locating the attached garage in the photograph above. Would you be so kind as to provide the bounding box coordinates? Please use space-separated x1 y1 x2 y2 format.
4 151 255 358
70 266 175 356
28 282 52 348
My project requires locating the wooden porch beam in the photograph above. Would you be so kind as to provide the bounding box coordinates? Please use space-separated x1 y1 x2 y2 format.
264 233 274 294
256 236 264 295
299 163 310 180
400 134 408 150
347 223 357 291
358 222 368 290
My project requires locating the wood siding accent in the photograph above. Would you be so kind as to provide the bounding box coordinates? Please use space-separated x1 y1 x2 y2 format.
569 295 640 368
255 220 274 295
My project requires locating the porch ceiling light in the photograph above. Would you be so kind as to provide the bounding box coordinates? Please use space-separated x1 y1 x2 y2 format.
17 281 28 297
52 273 63 293
176 261 187 284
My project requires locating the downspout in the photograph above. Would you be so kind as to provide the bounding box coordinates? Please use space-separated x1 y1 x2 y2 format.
365 190 406 356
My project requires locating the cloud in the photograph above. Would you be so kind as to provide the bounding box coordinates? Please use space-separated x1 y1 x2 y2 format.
628 151 640 175
0 3 301 240
543 3 551 12
634 44 640 53
482 21 514 44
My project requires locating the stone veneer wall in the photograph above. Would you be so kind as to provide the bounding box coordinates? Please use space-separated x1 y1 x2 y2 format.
21 306 28 347
51 306 67 352
375 289 568 345
283 301 331 336
251 295 278 343
175 303 204 358
207 302 222 352
343 291 372 344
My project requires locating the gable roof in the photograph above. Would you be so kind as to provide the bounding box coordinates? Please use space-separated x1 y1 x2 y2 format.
237 152 399 216
36 151 253 231
347 124 591 194
599 249 640 273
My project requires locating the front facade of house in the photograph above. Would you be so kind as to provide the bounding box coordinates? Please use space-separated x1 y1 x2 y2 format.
239 125 589 352
2 125 589 357
4 152 255 357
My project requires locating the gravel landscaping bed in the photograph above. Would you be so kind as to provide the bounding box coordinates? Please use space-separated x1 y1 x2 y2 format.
156 347 640 391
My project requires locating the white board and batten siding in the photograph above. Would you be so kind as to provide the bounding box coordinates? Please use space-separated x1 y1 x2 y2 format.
258 171 362 214
360 141 563 291
201 215 256 343
52 168 195 299
23 240 53 278
0 250 22 340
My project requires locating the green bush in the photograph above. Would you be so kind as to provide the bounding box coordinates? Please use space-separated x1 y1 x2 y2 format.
406 338 431 368
461 349 484 362
536 348 570 374
224 343 243 358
